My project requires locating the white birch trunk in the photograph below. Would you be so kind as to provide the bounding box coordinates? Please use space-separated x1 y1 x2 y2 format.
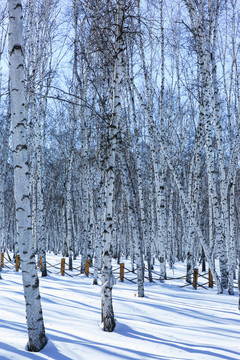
167 187 174 269
119 149 144 297
35 102 47 276
147 174 155 281
158 158 167 281
127 77 145 292
80 80 90 272
93 172 104 285
228 176 237 295
61 202 68 257
0 111 9 255
101 0 125 331
66 155 74 270
8 0 47 351
0 21 8 256
186 117 205 282
80 143 89 272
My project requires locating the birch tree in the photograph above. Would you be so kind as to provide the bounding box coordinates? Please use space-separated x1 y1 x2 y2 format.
8 0 47 351
101 0 125 332
0 2 8 270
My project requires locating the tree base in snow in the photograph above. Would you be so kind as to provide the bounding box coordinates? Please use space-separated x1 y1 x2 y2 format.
102 317 116 332
27 336 48 352
41 270 47 277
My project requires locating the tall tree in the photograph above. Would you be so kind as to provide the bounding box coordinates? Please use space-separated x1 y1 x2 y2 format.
8 0 47 351
0 2 8 275
101 0 125 332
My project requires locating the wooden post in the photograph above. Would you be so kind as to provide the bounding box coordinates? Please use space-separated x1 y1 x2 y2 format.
120 263 124 282
61 258 65 276
193 268 198 290
40 255 42 272
1 252 4 268
209 268 213 288
201 248 206 272
85 259 90 277
15 254 20 272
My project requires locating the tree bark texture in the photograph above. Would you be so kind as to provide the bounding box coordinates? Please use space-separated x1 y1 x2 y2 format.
8 0 47 351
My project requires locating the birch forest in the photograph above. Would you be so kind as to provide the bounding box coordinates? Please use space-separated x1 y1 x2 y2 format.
1 0 240 349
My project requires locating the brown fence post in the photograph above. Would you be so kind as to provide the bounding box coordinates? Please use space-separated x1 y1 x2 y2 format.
1 252 4 268
15 254 20 272
40 255 42 272
209 268 213 288
85 259 90 277
120 263 124 282
61 258 65 276
193 268 198 290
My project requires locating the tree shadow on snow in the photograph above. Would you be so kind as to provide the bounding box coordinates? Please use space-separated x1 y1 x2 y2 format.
114 322 240 360
46 331 161 360
46 325 240 360
0 339 73 360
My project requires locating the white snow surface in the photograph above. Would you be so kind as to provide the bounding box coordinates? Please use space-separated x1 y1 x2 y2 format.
1 254 240 360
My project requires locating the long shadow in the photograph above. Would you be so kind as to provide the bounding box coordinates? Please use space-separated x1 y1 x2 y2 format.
113 292 240 327
47 331 163 360
45 321 240 360
41 294 100 317
114 322 240 360
116 308 238 335
114 300 240 342
0 319 26 334
160 288 239 308
1 323 238 360
0 339 73 360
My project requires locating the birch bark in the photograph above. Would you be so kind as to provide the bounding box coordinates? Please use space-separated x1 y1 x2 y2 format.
0 5 8 259
119 146 145 297
8 0 47 351
127 74 145 294
101 0 125 331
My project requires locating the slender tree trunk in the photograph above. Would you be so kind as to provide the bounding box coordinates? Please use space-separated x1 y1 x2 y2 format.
127 80 145 294
8 0 47 351
0 107 10 256
35 105 47 276
101 0 125 331
228 177 236 295
66 155 74 270
120 149 144 297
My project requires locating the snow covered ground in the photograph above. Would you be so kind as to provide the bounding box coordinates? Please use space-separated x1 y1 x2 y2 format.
1 254 240 360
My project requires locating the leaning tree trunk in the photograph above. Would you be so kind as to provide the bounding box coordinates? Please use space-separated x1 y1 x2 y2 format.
8 0 47 351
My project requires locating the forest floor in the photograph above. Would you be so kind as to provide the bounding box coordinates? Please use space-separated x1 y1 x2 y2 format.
0 253 240 360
